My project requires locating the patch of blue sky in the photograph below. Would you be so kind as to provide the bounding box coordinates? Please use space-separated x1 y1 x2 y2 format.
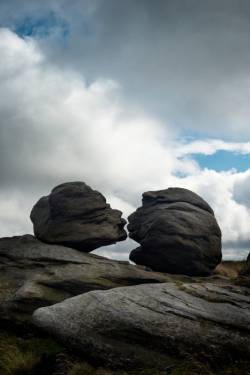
14 11 69 39
192 150 250 172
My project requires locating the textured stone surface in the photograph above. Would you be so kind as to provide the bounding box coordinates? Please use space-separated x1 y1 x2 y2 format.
0 235 169 324
30 182 127 251
247 253 250 274
128 188 222 276
33 280 250 368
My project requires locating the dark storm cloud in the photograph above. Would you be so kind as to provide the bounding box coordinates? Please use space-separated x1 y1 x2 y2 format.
1 0 250 137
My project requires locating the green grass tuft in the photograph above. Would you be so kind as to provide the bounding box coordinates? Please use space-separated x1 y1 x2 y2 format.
0 330 62 375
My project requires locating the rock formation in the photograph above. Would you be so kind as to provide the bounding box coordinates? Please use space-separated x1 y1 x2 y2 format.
0 235 169 324
33 280 250 368
246 252 250 274
30 181 127 251
0 182 249 372
128 187 222 276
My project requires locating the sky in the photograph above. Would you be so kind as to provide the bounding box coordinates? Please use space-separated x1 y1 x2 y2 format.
0 0 250 260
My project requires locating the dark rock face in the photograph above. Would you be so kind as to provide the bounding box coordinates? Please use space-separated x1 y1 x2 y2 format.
33 281 250 368
30 182 127 251
128 188 222 276
246 253 250 274
0 235 170 324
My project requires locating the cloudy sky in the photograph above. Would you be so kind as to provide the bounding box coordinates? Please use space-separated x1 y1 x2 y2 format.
1 0 250 260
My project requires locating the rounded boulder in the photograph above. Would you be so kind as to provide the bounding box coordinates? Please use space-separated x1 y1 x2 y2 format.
128 187 222 276
30 181 127 251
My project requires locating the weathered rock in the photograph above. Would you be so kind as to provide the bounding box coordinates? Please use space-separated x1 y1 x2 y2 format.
128 187 222 276
0 235 170 324
30 182 127 251
246 252 250 274
33 280 250 369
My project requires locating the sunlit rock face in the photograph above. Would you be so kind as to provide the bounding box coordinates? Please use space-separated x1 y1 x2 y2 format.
33 281 250 368
30 181 127 252
128 187 222 276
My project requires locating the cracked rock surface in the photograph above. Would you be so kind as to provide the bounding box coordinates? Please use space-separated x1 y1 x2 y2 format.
0 235 169 324
33 280 250 368
30 181 127 251
128 188 222 276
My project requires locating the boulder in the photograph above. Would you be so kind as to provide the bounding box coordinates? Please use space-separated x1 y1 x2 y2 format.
128 187 222 276
0 235 169 324
33 280 250 369
247 253 250 274
30 182 127 251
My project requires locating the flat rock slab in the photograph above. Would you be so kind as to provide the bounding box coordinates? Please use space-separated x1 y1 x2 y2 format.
33 280 250 368
0 235 169 324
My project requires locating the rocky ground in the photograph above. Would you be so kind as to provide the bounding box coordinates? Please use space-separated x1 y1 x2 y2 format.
0 327 250 375
0 235 170 325
33 277 250 369
0 242 249 374
0 183 249 374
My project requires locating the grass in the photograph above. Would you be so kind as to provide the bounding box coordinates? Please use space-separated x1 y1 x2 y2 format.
0 329 249 375
214 261 245 278
0 330 62 375
0 345 38 375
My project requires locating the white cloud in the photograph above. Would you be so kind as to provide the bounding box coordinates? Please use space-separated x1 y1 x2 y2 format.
176 170 250 248
0 28 249 261
176 139 250 157
233 172 250 207
0 28 42 74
